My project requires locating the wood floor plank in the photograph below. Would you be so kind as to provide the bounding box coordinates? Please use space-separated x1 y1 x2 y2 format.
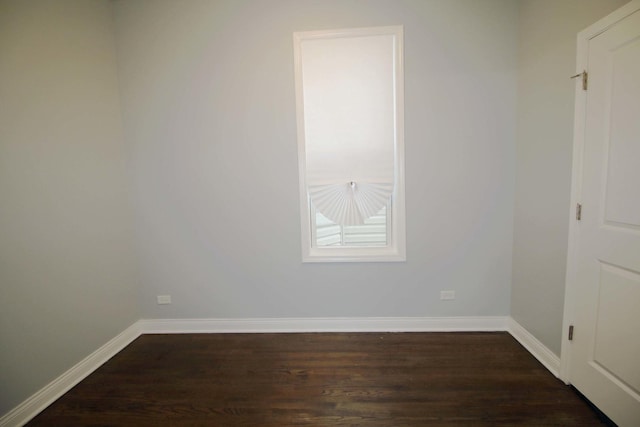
27 332 607 426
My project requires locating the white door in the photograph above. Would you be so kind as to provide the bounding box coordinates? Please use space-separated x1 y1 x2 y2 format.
567 3 640 426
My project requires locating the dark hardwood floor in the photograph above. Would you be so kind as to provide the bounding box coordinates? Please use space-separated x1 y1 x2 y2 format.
28 332 607 426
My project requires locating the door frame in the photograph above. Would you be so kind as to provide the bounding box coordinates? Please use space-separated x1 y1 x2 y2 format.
560 0 640 384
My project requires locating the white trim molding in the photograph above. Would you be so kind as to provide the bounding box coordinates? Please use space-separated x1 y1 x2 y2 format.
138 316 509 334
508 317 561 378
0 322 141 427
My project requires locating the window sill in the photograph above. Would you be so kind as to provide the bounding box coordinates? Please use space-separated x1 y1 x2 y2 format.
302 246 406 263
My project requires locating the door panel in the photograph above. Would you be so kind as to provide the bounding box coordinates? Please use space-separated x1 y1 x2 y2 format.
604 35 640 227
593 263 640 395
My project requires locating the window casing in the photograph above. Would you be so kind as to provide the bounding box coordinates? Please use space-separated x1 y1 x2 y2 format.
294 26 405 262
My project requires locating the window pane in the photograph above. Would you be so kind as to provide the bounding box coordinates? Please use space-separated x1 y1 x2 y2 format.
315 206 387 247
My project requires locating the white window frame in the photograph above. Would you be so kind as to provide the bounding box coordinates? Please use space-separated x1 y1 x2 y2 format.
293 25 406 263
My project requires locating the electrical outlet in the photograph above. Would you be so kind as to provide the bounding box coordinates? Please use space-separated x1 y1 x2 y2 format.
440 290 455 301
157 295 172 305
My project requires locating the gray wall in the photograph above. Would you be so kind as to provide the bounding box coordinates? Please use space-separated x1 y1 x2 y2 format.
113 0 518 320
511 0 628 356
0 0 138 415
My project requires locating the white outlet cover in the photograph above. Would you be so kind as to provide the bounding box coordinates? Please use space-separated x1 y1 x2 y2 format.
157 295 172 305
440 290 455 301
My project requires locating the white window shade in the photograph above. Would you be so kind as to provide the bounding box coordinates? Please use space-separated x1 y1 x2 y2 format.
301 34 396 225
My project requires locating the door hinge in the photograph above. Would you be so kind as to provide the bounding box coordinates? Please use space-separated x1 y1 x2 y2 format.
568 325 574 341
570 70 588 90
576 203 582 221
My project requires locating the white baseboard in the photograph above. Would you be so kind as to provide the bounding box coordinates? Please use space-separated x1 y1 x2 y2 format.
0 322 141 427
138 316 509 334
508 317 561 378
